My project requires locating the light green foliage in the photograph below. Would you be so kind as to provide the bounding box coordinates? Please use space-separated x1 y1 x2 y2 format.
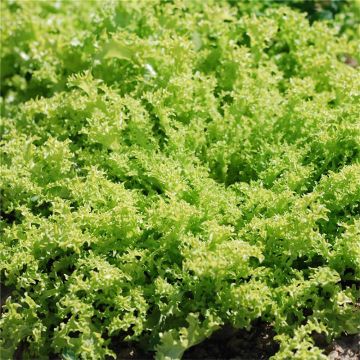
1 0 359 359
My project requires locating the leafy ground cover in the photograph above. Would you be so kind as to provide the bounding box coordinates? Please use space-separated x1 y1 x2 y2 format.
1 0 359 359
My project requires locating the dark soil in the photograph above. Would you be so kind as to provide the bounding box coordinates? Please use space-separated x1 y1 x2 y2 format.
325 333 360 360
0 283 13 313
112 324 359 360
183 322 279 360
111 340 153 360
108 321 278 360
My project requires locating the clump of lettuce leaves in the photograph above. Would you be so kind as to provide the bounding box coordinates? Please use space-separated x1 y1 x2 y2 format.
1 0 359 359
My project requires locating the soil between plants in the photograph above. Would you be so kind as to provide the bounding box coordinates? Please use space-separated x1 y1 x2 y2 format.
2 285 358 360
114 322 359 360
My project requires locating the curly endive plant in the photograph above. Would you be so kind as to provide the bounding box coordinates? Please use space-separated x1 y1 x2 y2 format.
1 0 359 359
